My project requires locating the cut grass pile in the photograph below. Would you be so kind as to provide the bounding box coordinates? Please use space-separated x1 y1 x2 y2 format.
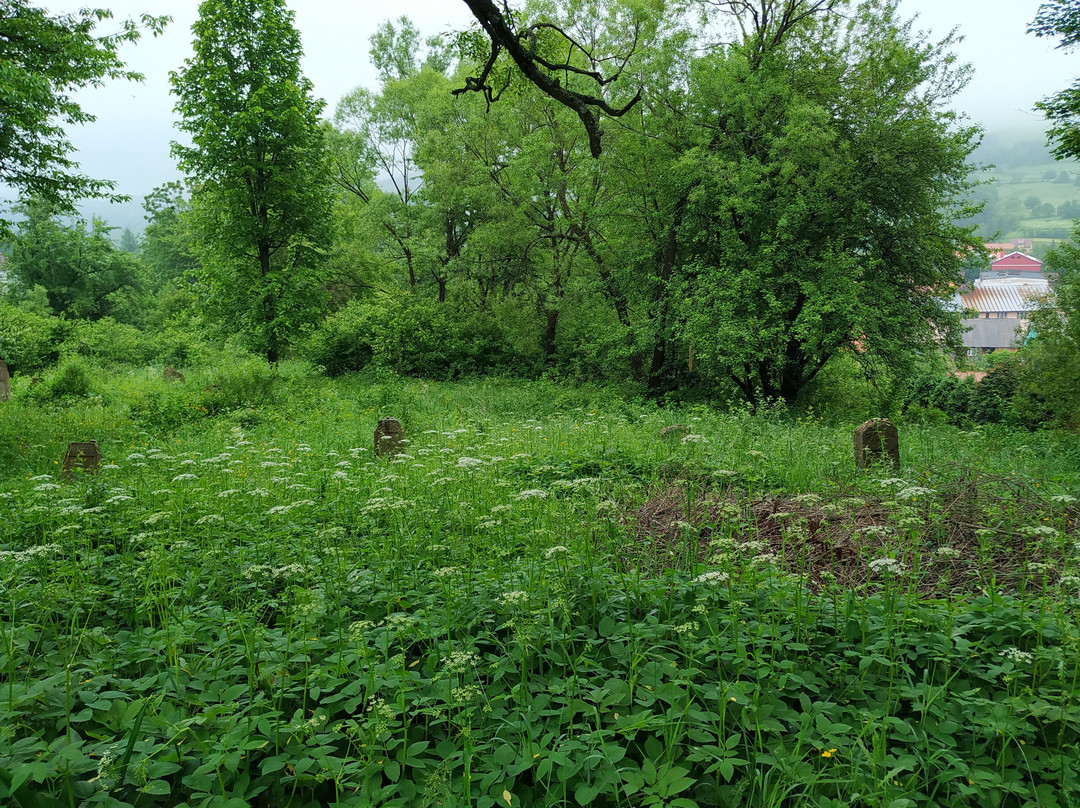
1 369 1079 807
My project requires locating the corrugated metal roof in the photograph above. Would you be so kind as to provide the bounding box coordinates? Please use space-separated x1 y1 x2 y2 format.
962 318 1028 349
957 280 1050 313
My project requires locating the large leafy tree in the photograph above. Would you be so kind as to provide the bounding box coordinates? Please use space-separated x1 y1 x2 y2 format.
674 0 980 405
141 182 199 289
1031 0 1080 160
6 200 147 322
171 0 332 364
0 3 167 234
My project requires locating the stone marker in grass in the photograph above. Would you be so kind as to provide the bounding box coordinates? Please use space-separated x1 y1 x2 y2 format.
374 417 406 457
854 418 899 469
164 366 186 382
62 441 102 478
0 360 10 402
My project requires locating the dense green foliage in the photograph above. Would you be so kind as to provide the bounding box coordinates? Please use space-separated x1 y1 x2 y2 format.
170 0 333 365
676 3 978 403
5 201 148 322
2 3 1080 805
1 369 1080 806
0 2 166 235
1032 0 1080 161
1012 224 1080 428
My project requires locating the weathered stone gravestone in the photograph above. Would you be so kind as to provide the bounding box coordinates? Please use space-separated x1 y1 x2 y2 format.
163 366 185 383
62 441 102 478
660 424 691 442
0 360 10 402
854 419 900 469
374 417 406 457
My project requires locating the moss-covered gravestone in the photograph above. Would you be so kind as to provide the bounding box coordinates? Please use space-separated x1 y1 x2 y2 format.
164 366 186 382
0 360 10 402
853 418 899 469
374 417 406 457
62 441 102 478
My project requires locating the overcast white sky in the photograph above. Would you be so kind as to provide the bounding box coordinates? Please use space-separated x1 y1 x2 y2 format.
35 0 1079 228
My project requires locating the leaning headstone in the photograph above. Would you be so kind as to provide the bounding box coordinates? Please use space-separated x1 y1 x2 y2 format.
853 418 900 469
62 441 102 478
163 366 186 383
374 417 406 457
661 424 691 442
0 360 10 402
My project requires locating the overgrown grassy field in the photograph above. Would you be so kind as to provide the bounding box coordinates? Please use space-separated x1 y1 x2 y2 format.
2 364 1080 807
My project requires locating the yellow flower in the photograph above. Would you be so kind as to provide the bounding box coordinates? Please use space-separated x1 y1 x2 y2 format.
502 789 513 806
821 749 837 758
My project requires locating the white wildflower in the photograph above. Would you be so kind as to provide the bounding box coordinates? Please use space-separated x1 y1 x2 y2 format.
681 434 705 445
1019 525 1060 538
195 514 224 525
499 590 530 607
868 557 906 575
266 499 315 515
457 457 485 468
692 570 729 585
442 649 480 675
515 489 548 500
1000 647 1034 665
544 545 569 559
105 495 134 505
34 483 61 492
0 544 61 564
171 473 197 482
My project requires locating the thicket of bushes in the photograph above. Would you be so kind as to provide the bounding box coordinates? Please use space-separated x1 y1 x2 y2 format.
2 288 1076 432
301 298 528 379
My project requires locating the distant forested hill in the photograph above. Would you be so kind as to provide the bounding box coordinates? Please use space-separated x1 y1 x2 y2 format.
966 126 1080 254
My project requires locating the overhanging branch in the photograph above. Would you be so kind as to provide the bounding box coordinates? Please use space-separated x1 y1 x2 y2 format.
456 0 642 157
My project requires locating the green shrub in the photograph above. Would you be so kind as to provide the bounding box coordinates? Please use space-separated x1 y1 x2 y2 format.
970 356 1020 425
302 299 379 375
304 298 520 379
0 298 61 373
63 317 154 365
196 358 279 414
30 355 95 402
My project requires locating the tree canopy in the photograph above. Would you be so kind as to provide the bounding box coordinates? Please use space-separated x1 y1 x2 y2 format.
0 2 167 234
171 0 333 365
1031 0 1080 160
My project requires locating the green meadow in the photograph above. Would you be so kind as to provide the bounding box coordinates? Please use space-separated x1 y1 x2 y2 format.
2 365 1080 807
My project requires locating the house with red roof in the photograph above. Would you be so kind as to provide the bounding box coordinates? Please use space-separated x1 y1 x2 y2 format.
954 255 1053 354
983 251 1046 280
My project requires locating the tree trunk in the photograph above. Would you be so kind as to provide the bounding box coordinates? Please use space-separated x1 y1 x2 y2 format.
647 200 684 391
258 240 278 366
541 308 559 360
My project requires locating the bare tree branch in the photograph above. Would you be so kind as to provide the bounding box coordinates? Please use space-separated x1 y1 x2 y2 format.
456 0 641 157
